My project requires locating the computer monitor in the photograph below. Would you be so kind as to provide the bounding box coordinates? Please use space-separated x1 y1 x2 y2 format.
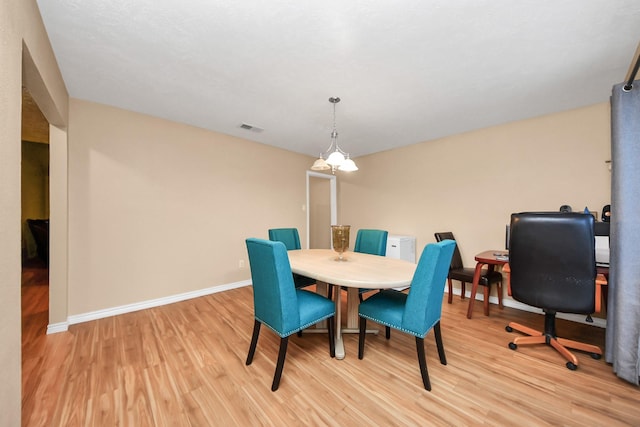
594 222 610 267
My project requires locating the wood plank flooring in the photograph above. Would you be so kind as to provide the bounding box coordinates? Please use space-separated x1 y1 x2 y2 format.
22 266 640 426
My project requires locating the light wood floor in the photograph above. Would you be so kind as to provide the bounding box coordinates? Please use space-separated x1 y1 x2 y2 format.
22 265 639 426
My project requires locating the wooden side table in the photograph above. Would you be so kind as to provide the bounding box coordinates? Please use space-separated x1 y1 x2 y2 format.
467 250 509 319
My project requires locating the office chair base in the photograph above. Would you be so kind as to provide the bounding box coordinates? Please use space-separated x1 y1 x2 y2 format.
506 321 602 370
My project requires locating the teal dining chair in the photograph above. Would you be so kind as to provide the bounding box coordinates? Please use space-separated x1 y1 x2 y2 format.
245 238 336 391
358 239 456 391
354 229 389 256
268 228 316 289
328 229 388 301
268 228 302 251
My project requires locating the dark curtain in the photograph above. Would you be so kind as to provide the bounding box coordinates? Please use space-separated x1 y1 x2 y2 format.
606 81 640 385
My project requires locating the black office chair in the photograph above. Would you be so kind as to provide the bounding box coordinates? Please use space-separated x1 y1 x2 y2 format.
434 232 502 304
505 212 602 370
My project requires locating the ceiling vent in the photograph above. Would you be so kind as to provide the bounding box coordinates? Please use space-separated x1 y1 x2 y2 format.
240 123 264 132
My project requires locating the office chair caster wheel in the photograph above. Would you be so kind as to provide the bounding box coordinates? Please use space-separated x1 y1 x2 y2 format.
566 362 577 370
505 326 513 332
508 342 517 350
591 353 602 360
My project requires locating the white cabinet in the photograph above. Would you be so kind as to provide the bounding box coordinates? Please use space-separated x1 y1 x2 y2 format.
386 235 416 263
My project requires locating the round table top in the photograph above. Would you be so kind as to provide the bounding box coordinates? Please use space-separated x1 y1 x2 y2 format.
287 248 417 289
474 250 509 264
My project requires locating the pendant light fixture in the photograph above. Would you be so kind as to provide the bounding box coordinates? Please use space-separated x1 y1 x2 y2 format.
311 97 358 173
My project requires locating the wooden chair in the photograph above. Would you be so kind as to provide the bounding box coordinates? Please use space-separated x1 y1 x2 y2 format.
434 232 502 304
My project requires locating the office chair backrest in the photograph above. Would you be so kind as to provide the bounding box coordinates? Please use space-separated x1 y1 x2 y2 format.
354 229 388 256
402 240 456 336
268 228 302 251
245 238 300 336
434 232 464 270
509 212 596 314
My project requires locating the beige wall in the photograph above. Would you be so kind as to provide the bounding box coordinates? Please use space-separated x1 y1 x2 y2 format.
0 2 615 422
339 102 611 301
1 0 69 424
66 99 311 315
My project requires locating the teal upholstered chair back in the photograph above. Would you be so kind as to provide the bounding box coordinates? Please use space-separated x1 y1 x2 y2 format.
402 240 456 337
268 227 315 289
354 229 388 256
268 228 302 251
245 238 300 337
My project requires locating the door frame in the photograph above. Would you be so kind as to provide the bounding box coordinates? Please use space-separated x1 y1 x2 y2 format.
306 171 337 249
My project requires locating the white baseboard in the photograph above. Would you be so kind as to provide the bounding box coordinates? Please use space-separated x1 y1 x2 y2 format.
47 281 605 334
47 279 252 334
47 322 69 334
450 288 607 328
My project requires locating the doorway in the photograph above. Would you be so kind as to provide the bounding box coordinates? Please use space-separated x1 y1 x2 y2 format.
306 171 337 249
21 87 50 336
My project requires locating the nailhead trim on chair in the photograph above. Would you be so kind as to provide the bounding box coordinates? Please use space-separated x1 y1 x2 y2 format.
358 313 439 339
256 313 335 338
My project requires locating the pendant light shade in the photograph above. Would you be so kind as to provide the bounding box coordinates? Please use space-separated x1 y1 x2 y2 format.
339 156 358 172
311 157 330 170
326 150 345 166
310 97 358 173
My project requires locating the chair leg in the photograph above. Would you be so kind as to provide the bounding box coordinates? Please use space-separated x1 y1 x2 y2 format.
507 321 543 337
415 337 432 391
549 338 580 367
246 319 261 365
460 281 466 299
271 336 289 391
513 335 547 345
358 317 367 359
556 337 602 356
327 315 336 357
447 278 453 303
433 321 447 365
385 326 391 339
483 284 491 316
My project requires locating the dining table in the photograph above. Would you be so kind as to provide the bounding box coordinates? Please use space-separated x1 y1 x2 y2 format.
288 248 417 359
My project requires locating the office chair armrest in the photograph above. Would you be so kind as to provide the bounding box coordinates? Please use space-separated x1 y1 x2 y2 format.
595 273 607 313
503 263 511 296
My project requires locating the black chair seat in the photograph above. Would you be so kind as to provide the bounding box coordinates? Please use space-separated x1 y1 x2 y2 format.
293 273 316 289
449 268 503 287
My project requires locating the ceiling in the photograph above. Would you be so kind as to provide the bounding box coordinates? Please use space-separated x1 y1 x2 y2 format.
36 1 640 159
